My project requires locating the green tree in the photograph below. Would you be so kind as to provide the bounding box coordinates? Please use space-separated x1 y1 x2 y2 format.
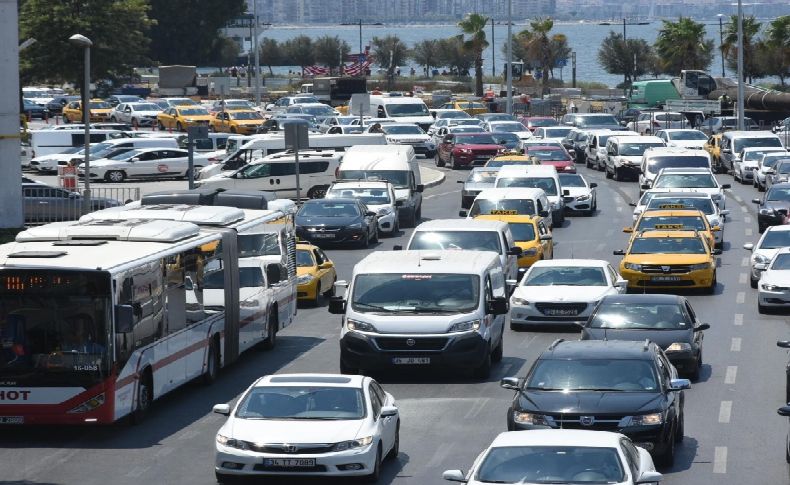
654 17 714 74
761 16 790 86
598 32 656 86
722 15 763 83
411 39 442 77
258 38 285 75
513 18 566 95
148 0 246 65
458 13 490 96
370 35 409 90
314 35 351 74
19 0 152 84
283 35 315 72
212 36 240 68
437 37 474 76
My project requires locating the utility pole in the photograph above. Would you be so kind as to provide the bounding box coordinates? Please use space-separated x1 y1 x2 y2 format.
736 0 745 130
717 14 726 77
359 19 363 60
571 51 576 88
506 0 513 114
253 0 261 106
0 0 22 229
491 18 495 77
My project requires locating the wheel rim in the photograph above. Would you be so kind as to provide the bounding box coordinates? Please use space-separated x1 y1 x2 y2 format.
138 382 150 411
109 171 123 182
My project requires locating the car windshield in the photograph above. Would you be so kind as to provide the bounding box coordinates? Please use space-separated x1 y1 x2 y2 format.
763 155 790 168
301 106 335 116
298 202 360 218
224 101 251 108
527 358 659 392
774 162 790 175
637 215 707 231
486 158 538 167
542 127 573 138
589 302 689 329
468 170 499 183
767 187 790 201
337 170 409 188
296 249 315 267
576 115 618 127
386 103 429 117
668 131 708 141
492 133 520 148
526 148 567 161
238 233 280 258
476 446 625 484
230 111 263 120
178 108 209 116
761 231 790 249
440 111 470 119
89 102 111 109
497 177 557 196
450 126 484 134
734 137 783 153
236 386 365 420
524 266 607 286
492 122 526 132
351 273 480 313
382 125 424 135
558 174 585 187
527 118 557 128
130 103 160 111
654 173 717 189
293 97 319 104
648 198 715 215
647 156 709 173
620 142 665 156
743 149 784 162
469 198 537 217
327 187 392 205
450 119 482 126
409 230 502 253
238 267 264 288
455 134 498 145
771 254 790 270
509 222 536 241
630 237 706 254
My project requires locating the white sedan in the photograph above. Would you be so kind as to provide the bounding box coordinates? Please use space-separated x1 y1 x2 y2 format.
509 259 627 329
442 429 662 485
213 373 399 483
758 248 790 313
558 173 597 216
744 225 790 288
80 148 210 182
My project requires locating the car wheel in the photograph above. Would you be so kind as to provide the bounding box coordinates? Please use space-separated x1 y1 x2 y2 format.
363 444 382 483
473 351 492 380
605 165 613 179
491 334 504 363
450 155 459 170
324 276 337 297
758 181 766 192
758 224 767 233
358 230 370 249
751 275 758 289
388 422 400 459
339 356 358 375
435 152 445 168
705 271 716 294
689 357 701 382
260 313 278 350
656 427 676 467
307 185 328 199
613 166 621 181
389 218 400 237
311 283 321 307
176 122 183 131
674 413 685 443
105 170 125 183
157 121 165 131
230 126 237 134
758 302 768 314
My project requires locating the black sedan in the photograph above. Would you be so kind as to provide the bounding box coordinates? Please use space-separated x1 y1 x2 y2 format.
754 183 790 233
295 198 378 248
45 95 81 115
22 99 49 119
501 339 690 466
581 294 709 380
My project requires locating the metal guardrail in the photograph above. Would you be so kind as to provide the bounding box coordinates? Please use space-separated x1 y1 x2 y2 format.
23 186 140 226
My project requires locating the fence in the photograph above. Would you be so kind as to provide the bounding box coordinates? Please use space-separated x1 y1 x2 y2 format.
23 186 141 226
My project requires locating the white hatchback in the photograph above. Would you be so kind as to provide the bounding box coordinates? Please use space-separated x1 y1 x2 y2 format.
213 374 399 483
758 248 790 313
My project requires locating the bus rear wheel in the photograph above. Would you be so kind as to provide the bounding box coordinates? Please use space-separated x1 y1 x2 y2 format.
130 370 152 425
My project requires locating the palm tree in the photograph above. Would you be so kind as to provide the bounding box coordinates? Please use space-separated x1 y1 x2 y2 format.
515 18 559 95
722 15 763 83
763 16 790 86
654 17 714 75
458 13 490 96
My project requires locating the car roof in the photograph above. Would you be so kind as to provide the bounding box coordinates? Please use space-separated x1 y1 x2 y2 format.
356 249 501 274
475 214 539 224
476 187 547 199
543 339 658 360
330 181 392 189
490 429 625 448
764 225 790 233
723 130 777 138
600 293 684 305
414 218 508 231
611 135 664 143
302 197 358 205
649 191 710 199
641 209 705 217
769 182 790 189
658 167 712 173
531 259 609 268
636 229 699 238
255 373 365 388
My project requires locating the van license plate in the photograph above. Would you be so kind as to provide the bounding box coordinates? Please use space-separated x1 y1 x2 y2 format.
0 416 23 424
651 276 681 282
264 458 315 468
312 233 334 239
392 357 430 365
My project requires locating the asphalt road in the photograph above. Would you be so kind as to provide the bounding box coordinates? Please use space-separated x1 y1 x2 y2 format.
2 156 789 485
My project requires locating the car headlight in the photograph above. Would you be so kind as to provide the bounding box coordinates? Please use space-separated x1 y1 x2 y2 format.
666 342 692 352
624 263 642 271
513 411 550 426
759 208 775 215
754 253 770 264
511 297 529 306
563 165 575 171
689 263 712 271
448 319 481 333
521 248 538 256
296 274 314 285
377 207 393 216
240 299 260 307
348 222 363 229
346 319 377 332
333 436 373 452
762 284 788 291
576 194 591 201
458 148 472 154
216 434 249 450
630 413 663 426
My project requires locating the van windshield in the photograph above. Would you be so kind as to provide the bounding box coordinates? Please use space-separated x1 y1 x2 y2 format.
619 142 665 157
733 137 782 153
647 156 709 174
337 170 410 188
386 103 430 117
496 177 557 196
238 233 281 257
351 273 480 313
409 230 502 253
469 198 537 216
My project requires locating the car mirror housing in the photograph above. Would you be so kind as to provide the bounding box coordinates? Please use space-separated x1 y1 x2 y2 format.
669 378 691 391
695 323 711 331
500 377 520 390
327 297 346 314
613 249 625 255
635 471 663 484
380 406 398 418
212 403 231 416
442 470 467 483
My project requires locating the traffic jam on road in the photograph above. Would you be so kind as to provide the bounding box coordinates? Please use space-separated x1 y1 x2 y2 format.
4 90 790 485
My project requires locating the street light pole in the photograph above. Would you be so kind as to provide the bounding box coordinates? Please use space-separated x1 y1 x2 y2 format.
717 14 725 77
253 0 261 106
736 0 745 130
491 18 495 78
69 34 92 213
505 0 513 115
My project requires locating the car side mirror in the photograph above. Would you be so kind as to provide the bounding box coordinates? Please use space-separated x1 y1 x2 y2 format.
416 184 425 192
318 262 333 270
507 246 523 256
393 245 403 251
743 243 754 251
720 209 730 216
539 234 552 241
640 184 650 189
778 406 790 417
184 275 194 291
752 198 761 204
115 305 135 333
486 296 509 315
457 180 464 184
711 226 721 232
777 340 790 349
328 297 346 314
628 202 636 207
590 182 597 188
500 377 521 390
212 403 231 416
622 226 633 233
712 248 722 255
694 323 711 331
442 470 467 483
130 157 140 163
721 184 731 189
458 210 468 217
365 211 377 217
562 189 570 196
539 210 550 217
669 378 691 391
616 278 628 289
635 471 663 484
613 249 625 255
380 406 398 418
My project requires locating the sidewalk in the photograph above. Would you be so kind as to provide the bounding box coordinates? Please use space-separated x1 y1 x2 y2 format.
419 166 445 189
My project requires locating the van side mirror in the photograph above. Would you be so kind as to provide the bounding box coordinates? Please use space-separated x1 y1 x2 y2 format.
265 265 282 286
486 296 509 315
184 276 194 291
328 297 346 314
539 210 550 217
395 200 404 207
416 184 425 192
590 183 597 188
458 210 468 217
562 189 570 196
721 184 731 189
507 246 523 256
115 305 135 333
393 245 403 251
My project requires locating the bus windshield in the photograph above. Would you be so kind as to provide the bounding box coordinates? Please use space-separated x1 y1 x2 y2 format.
0 270 111 383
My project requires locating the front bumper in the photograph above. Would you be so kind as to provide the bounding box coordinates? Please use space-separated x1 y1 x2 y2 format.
620 268 715 289
758 287 790 307
758 212 785 229
297 278 320 301
564 197 593 212
614 163 640 178
296 227 368 245
510 303 592 327
376 212 397 233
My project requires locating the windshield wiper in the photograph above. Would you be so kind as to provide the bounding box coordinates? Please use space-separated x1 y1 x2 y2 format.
574 387 625 392
524 386 566 391
353 302 391 312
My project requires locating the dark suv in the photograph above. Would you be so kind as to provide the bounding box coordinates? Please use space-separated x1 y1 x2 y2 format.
501 339 690 466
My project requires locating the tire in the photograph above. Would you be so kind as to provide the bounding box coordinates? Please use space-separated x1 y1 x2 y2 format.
613 166 621 181
450 155 459 170
758 302 768 314
656 427 676 467
307 185 328 199
230 127 237 134
759 224 767 234
705 272 716 295
358 230 370 249
491 334 504 363
130 371 152 425
751 276 758 289
404 209 417 228
324 276 337 297
758 181 766 192
176 122 184 131
473 351 492 380
605 165 613 179
261 314 278 350
371 225 379 244
389 218 400 237
339 357 358 375
311 283 321 307
435 152 445 168
105 170 125 183
674 413 685 443
202 339 219 385
388 422 400 460
157 121 165 131
363 445 382 483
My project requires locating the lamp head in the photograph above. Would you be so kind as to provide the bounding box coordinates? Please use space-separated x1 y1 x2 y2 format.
68 34 93 48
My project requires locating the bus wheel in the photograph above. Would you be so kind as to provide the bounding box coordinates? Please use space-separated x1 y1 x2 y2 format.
261 313 278 351
202 339 219 385
131 370 152 425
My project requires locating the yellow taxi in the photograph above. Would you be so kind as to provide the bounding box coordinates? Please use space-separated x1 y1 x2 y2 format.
614 229 719 293
704 133 722 168
156 105 213 131
624 208 718 249
62 99 113 123
440 100 489 116
475 213 553 274
296 242 337 305
484 153 541 168
210 110 265 134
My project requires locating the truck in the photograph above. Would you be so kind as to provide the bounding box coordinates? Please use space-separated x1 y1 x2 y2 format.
311 77 367 107
628 70 721 118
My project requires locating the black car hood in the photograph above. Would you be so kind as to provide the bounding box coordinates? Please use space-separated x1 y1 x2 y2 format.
518 390 664 415
582 328 693 349
763 200 790 212
296 215 361 227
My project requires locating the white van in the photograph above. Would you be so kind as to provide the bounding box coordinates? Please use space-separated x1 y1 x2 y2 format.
329 250 509 378
175 132 230 152
401 218 521 282
604 135 665 181
196 150 343 199
639 147 712 195
30 136 179 173
337 145 424 227
30 129 130 157
349 94 434 131
584 129 639 170
719 130 784 173
493 165 566 226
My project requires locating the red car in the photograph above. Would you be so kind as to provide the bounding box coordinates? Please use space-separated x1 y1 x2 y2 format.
519 116 559 132
435 132 504 169
524 145 576 173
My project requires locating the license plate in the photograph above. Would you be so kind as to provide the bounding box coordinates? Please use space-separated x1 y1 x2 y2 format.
544 309 578 316
0 416 23 424
392 357 430 365
312 233 335 239
264 458 316 468
651 276 681 282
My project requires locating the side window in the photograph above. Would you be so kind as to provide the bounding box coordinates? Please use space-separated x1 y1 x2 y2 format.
312 249 325 265
685 301 697 321
300 161 330 175
270 162 296 177
370 380 387 405
620 438 641 481
484 275 494 301
215 137 228 149
369 384 382 418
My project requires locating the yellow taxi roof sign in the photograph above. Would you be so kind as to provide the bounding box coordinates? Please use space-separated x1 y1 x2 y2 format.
658 204 686 209
489 209 519 215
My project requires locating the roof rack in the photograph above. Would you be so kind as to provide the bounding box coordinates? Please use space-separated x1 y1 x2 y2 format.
548 338 565 350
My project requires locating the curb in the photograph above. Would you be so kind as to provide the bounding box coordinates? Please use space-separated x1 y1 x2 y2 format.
419 166 446 189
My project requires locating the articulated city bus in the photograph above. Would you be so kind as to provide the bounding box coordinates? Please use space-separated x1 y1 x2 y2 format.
0 219 245 424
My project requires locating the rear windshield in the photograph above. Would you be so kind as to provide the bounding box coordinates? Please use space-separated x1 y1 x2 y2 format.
496 176 557 196
647 156 709 174
409 230 502 253
469 198 537 217
646 197 715 215
619 142 665 157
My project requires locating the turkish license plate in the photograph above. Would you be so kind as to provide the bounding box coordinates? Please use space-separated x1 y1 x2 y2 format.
0 416 23 424
544 308 578 316
392 357 431 365
651 276 681 282
264 458 316 468
312 233 334 239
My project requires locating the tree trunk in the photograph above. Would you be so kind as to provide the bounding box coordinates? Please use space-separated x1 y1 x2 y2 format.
475 55 484 97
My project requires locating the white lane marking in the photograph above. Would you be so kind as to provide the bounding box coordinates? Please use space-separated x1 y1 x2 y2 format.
736 292 745 304
734 313 743 326
741 257 749 267
718 401 732 423
731 337 742 352
745 228 753 236
744 215 752 223
423 190 458 200
124 466 149 478
154 446 174 458
734 195 743 202
464 397 491 419
725 366 738 385
425 442 456 469
741 206 748 213
596 243 606 252
616 206 623 212
713 446 728 474
519 334 537 348
739 273 747 284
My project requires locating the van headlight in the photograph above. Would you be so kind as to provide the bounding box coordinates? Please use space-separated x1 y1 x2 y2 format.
448 320 481 333
347 319 377 332
624 263 642 271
